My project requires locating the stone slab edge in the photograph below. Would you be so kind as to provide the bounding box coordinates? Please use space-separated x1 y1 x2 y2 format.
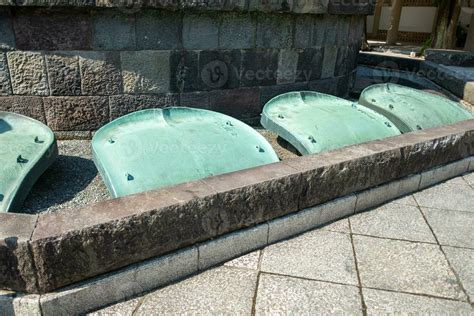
0 119 473 296
1 155 472 315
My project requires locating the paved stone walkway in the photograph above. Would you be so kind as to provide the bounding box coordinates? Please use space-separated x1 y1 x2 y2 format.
91 172 474 315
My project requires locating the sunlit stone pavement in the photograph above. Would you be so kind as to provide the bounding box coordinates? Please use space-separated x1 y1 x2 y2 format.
91 172 474 315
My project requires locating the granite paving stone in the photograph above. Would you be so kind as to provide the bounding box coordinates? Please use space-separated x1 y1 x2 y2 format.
354 235 466 300
414 182 474 213
463 171 474 185
135 267 257 314
350 202 436 243
391 195 418 206
319 218 350 234
224 250 261 270
422 208 474 248
261 230 358 285
443 246 474 301
255 274 362 315
363 288 473 315
88 297 140 316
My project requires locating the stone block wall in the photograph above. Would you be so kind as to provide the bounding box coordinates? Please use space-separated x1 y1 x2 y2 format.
0 1 371 131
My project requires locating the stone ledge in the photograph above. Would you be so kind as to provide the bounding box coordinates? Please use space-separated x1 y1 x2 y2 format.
0 119 473 295
1 156 471 315
0 0 375 14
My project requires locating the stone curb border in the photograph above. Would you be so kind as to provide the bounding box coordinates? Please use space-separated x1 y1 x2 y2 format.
1 156 472 315
0 121 473 294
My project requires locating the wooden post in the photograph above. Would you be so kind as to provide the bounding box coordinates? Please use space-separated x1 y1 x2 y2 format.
372 0 383 37
386 0 403 45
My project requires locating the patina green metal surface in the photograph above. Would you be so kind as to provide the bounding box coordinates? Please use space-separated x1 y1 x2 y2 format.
0 112 58 213
260 91 401 155
359 83 474 133
92 107 279 198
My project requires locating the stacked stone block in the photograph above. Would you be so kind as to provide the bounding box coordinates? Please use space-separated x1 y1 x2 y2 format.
0 2 369 131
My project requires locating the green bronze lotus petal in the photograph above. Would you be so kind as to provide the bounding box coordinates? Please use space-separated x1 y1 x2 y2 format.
0 112 58 213
260 91 401 155
92 107 280 198
359 83 474 133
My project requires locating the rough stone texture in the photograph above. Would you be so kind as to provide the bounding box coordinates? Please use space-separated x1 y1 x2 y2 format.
248 0 292 12
256 14 293 49
43 96 109 130
109 93 178 119
203 162 303 235
135 10 181 50
45 54 81 96
92 11 135 50
261 230 358 285
182 13 219 50
241 49 279 87
79 51 121 95
0 213 38 293
355 174 421 211
0 53 12 95
382 121 474 178
179 91 209 108
296 48 323 82
0 12 15 50
293 0 327 13
169 50 199 93
40 247 198 315
219 13 256 50
268 194 356 243
414 181 474 213
321 46 337 79
294 15 313 48
354 235 466 300
285 141 403 209
443 246 474 301
260 81 308 105
7 51 49 96
136 267 257 314
255 274 362 315
422 208 474 248
12 9 92 50
198 50 241 90
358 51 422 73
29 180 221 292
198 224 268 270
0 96 46 123
224 250 260 270
320 218 350 234
328 0 375 15
425 49 474 67
208 87 261 120
277 49 298 84
418 159 470 189
121 50 170 94
351 202 436 243
363 288 473 315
